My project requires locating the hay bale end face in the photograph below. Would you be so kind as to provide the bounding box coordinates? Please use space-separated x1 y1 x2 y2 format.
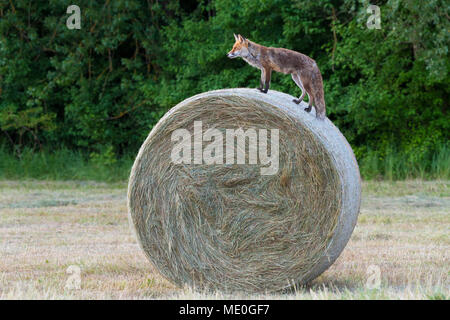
127 88 361 292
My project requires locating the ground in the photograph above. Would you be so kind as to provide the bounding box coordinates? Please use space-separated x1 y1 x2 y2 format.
0 180 448 299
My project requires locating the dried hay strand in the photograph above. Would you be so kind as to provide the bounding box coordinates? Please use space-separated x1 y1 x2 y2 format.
127 88 361 293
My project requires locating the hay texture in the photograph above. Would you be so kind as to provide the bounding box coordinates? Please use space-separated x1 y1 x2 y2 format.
127 88 361 293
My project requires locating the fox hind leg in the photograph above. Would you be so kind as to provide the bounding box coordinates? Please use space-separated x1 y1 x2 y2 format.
291 73 305 104
304 92 313 113
302 80 314 113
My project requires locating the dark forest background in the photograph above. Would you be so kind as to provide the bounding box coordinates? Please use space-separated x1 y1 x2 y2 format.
0 0 448 180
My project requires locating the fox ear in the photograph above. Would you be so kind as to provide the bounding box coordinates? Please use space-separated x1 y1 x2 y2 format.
238 34 247 43
233 33 239 41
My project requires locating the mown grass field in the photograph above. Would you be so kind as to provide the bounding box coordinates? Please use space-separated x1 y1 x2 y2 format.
0 180 448 299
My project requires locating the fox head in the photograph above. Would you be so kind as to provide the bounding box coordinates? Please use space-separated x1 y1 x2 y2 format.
227 34 249 59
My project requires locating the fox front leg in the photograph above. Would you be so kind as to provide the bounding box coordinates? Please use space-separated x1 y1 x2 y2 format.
257 68 266 92
258 68 271 93
263 68 272 93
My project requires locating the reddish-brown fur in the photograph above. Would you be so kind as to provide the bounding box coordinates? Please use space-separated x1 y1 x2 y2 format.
227 34 326 119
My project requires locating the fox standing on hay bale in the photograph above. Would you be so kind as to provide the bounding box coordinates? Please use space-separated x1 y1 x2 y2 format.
227 34 326 119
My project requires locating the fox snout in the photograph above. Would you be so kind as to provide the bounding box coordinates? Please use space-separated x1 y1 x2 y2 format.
227 52 238 59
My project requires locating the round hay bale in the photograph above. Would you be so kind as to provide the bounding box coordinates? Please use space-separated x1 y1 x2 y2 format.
127 88 361 293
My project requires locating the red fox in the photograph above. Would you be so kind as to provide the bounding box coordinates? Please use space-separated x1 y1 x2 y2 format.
227 34 326 119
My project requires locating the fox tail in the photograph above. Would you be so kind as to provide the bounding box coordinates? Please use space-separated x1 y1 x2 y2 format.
312 72 326 120
315 95 326 120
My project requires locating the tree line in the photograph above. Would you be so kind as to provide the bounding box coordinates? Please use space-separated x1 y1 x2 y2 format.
0 0 448 176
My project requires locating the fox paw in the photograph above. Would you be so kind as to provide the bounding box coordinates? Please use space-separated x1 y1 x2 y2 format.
293 99 301 104
304 107 312 113
257 88 268 94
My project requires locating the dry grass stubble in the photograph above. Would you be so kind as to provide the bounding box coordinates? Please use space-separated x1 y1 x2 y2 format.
0 180 448 299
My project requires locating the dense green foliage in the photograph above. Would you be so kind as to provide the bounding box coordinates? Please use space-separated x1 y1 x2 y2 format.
0 0 449 179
